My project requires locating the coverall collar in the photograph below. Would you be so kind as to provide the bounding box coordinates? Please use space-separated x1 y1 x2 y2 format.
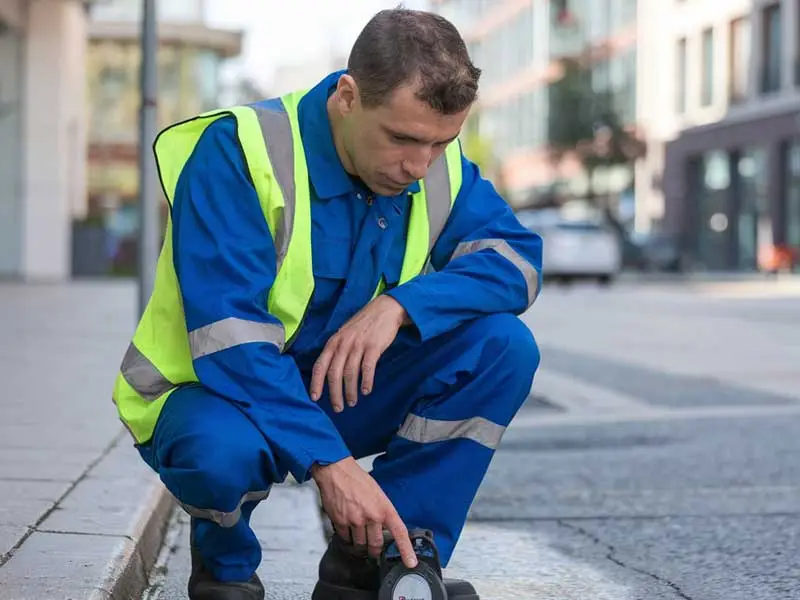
299 70 421 200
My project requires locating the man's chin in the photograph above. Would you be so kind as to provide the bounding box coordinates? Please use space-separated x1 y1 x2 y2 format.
378 177 415 196
370 182 405 196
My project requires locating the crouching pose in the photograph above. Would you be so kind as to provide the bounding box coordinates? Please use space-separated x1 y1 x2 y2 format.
113 8 542 600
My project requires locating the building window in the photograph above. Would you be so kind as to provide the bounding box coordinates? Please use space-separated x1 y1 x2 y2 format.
785 140 800 256
676 37 687 114
796 0 800 86
610 0 636 30
761 2 782 94
695 150 733 271
736 148 768 271
701 28 714 106
729 17 751 104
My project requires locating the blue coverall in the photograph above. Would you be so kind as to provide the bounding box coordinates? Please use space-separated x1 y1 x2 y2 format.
137 70 543 583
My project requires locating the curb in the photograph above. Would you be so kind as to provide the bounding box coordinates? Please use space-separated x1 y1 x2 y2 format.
90 482 175 600
0 431 178 600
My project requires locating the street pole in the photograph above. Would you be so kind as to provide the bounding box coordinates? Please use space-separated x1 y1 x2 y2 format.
137 0 158 317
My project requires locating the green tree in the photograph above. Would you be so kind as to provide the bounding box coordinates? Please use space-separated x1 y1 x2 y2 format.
461 128 494 175
460 117 510 200
546 57 646 207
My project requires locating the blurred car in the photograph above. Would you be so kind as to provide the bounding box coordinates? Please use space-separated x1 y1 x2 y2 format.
517 209 622 284
623 231 684 272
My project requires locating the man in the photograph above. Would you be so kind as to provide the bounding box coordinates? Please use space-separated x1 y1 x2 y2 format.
113 8 542 600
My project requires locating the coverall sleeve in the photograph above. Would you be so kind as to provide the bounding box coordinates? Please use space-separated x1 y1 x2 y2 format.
170 116 351 483
386 150 543 341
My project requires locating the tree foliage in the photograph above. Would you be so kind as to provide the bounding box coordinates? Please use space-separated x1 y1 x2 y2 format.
546 57 646 174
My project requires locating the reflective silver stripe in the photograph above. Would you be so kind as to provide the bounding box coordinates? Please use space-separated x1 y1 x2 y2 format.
252 103 295 271
422 153 452 252
397 414 505 451
189 317 285 359
179 489 272 528
120 342 175 401
451 238 540 306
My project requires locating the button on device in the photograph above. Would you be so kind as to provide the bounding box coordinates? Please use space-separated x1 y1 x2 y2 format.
377 216 388 229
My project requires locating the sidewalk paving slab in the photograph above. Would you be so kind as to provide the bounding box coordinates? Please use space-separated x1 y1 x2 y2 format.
0 281 176 600
0 431 174 600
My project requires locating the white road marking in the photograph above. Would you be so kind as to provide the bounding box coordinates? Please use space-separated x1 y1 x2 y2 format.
531 370 652 415
511 399 800 430
447 524 631 600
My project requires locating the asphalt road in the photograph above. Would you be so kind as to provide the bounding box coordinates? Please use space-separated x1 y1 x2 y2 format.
144 278 800 599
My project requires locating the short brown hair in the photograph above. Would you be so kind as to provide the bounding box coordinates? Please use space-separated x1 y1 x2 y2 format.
347 7 481 114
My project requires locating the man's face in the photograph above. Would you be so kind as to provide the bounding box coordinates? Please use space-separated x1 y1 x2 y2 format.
334 76 471 196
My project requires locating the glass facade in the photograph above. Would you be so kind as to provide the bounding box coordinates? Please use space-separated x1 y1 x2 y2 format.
0 20 23 276
695 150 732 270
735 148 769 271
85 33 231 276
685 139 799 272
785 140 800 264
482 88 548 157
548 0 636 59
468 4 534 88
440 0 637 203
761 2 783 94
87 40 223 147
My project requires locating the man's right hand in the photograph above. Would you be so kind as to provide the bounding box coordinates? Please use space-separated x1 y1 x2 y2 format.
311 457 418 568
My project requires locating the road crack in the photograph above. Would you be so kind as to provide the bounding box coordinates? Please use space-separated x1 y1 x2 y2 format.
557 520 695 600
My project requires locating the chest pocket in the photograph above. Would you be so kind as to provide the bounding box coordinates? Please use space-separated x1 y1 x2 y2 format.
310 238 352 310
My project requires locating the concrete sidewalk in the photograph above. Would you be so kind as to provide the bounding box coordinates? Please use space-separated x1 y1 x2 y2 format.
0 281 173 600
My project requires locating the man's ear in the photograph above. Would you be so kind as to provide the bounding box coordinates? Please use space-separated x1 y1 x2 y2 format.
334 74 360 115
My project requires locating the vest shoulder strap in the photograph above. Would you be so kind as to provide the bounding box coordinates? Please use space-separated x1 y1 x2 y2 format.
420 138 464 253
247 98 297 268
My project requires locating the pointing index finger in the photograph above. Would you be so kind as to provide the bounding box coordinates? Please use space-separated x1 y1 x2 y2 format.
386 514 417 569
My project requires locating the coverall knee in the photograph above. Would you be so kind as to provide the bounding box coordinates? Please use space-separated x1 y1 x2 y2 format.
137 385 277 582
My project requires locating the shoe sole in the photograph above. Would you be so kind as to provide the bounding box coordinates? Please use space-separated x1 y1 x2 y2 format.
311 580 376 600
311 579 480 600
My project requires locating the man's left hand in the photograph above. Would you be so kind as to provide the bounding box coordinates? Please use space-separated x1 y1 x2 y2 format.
310 295 409 412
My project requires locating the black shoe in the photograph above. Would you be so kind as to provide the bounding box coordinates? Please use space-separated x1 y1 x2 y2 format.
188 546 265 600
311 529 479 600
312 532 380 600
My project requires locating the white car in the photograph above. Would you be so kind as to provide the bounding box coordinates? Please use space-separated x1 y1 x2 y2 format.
517 209 622 285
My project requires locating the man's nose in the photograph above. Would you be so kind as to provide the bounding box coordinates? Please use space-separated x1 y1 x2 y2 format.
402 147 433 181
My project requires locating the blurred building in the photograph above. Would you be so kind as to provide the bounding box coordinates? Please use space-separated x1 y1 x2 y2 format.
269 55 348 97
0 0 94 280
82 0 241 274
640 0 800 272
432 0 637 208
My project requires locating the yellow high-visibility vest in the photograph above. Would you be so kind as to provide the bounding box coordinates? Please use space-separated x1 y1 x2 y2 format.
112 89 463 444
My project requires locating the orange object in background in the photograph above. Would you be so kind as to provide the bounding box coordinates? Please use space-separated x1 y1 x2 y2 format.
758 244 799 273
